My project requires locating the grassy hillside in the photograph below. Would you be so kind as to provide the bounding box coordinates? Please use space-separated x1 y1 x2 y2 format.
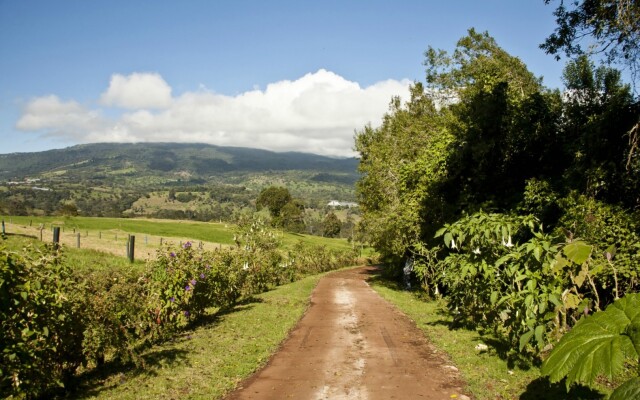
0 143 359 220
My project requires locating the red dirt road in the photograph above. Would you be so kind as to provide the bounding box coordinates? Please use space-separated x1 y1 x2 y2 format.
225 266 468 400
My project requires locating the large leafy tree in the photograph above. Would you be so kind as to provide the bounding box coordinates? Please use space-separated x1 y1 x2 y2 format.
542 0 640 81
559 55 639 207
255 186 292 218
355 83 453 262
322 212 341 238
425 29 563 213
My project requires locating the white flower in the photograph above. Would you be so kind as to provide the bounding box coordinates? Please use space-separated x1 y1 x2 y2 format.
506 235 513 248
451 239 457 249
472 247 481 255
243 262 249 271
502 235 513 248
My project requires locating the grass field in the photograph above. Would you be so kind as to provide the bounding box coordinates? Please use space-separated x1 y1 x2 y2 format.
2 215 368 260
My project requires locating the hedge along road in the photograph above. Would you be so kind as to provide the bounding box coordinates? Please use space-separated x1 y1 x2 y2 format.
225 266 468 400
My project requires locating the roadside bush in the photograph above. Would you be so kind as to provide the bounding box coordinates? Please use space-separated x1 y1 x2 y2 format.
81 268 148 368
414 211 632 358
0 244 86 398
0 217 358 398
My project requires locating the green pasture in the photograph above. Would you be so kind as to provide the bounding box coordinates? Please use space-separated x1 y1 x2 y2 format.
3 215 370 254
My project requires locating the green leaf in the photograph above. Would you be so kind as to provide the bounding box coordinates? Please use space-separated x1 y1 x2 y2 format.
533 246 541 262
563 241 592 265
490 291 498 305
434 227 447 238
519 329 534 352
564 293 581 310
541 293 640 390
573 269 588 288
609 377 640 400
443 232 453 248
534 324 545 348
548 293 561 307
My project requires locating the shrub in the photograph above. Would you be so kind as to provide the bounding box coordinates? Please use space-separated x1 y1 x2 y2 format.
0 244 86 398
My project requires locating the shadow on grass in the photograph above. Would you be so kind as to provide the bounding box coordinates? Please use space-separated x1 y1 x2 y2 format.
63 296 264 399
519 376 604 399
67 347 190 399
191 296 263 328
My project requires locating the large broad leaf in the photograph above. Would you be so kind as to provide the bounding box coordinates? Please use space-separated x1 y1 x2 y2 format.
609 377 640 400
563 240 592 265
541 293 640 390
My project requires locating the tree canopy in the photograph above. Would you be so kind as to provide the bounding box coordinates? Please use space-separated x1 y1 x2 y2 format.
542 0 640 87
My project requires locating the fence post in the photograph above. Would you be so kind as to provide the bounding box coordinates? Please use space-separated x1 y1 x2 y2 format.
76 233 81 248
160 237 163 245
53 227 60 250
99 231 101 239
128 235 135 262
1 220 4 236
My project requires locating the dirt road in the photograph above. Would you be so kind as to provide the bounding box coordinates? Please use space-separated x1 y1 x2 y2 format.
225 266 468 400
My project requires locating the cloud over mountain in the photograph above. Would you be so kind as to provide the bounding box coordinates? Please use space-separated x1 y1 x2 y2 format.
17 70 411 157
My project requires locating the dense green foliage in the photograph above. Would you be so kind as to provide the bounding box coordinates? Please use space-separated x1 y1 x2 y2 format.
0 218 359 399
356 28 639 394
541 293 640 397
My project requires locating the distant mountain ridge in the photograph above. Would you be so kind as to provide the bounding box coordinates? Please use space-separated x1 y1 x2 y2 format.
0 142 359 180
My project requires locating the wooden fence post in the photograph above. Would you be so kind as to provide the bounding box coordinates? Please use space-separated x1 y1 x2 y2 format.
76 233 81 248
1 220 4 236
128 235 135 262
53 227 60 250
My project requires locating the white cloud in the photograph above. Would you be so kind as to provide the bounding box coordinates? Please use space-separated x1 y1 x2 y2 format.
100 72 172 109
16 95 105 139
17 70 411 157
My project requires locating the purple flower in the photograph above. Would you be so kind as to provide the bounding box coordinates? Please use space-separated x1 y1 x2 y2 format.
199 273 205 279
190 279 197 286
183 241 192 249
185 285 191 291
170 297 175 302
184 311 190 317
170 252 176 258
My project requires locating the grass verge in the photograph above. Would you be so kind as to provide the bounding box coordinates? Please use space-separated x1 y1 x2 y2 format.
367 277 608 400
68 272 324 399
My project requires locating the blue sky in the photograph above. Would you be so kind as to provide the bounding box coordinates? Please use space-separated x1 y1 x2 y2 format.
1 1 571 156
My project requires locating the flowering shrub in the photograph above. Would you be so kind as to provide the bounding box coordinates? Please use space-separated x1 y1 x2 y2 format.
414 211 636 357
81 268 148 367
0 244 86 398
0 217 360 398
145 242 218 334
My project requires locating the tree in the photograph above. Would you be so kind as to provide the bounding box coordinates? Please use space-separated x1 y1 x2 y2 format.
322 212 341 238
542 0 640 82
255 187 292 218
559 55 639 207
355 82 453 262
280 199 306 233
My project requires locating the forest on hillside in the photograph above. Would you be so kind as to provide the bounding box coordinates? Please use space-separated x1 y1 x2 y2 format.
356 1 640 396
